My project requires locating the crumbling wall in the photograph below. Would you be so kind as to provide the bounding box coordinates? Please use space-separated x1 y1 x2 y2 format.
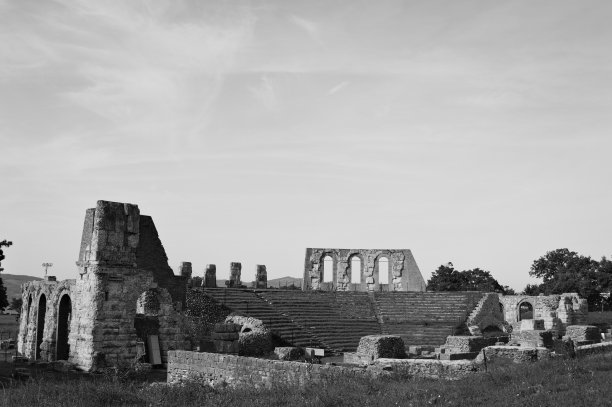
303 248 425 292
17 278 75 361
500 293 588 335
18 200 190 372
466 293 509 335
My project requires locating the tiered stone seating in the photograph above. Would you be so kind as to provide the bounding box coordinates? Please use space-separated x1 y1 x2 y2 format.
200 289 484 353
257 290 381 352
373 291 485 346
201 289 322 349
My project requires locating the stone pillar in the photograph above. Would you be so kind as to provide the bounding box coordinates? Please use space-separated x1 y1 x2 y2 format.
204 264 217 288
179 262 192 279
255 265 267 289
228 262 241 288
179 262 192 287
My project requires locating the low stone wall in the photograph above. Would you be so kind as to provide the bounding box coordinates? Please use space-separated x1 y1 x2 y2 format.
565 325 601 345
479 346 552 364
167 350 385 388
372 358 481 379
356 335 406 361
575 342 612 357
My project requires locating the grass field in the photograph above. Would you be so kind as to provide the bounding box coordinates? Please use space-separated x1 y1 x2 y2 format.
2 353 612 406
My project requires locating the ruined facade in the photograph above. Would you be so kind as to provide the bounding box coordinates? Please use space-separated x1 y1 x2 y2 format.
303 248 426 292
18 200 189 371
500 293 588 335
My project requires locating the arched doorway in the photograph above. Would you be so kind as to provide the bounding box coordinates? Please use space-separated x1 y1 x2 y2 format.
36 294 47 360
135 290 162 364
56 294 72 360
518 301 533 321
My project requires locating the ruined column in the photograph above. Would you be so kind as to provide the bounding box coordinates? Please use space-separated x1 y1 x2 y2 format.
179 262 193 287
204 264 217 288
255 265 267 289
227 262 242 288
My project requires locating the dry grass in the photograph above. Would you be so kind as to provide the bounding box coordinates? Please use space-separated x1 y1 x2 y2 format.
2 353 612 406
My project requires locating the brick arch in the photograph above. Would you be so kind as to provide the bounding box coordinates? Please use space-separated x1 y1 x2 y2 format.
373 251 392 289
346 252 364 287
318 251 338 288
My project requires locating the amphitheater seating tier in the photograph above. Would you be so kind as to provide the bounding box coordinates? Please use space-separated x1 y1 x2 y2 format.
199 289 485 352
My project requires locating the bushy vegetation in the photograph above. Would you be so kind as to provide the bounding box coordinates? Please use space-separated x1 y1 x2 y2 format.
3 353 612 406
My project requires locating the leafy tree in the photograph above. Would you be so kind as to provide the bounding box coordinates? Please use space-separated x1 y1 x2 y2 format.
0 240 13 310
527 249 612 310
10 297 22 312
427 264 510 294
0 278 7 310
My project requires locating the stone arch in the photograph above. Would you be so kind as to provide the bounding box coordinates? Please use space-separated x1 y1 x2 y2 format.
36 294 47 360
56 293 72 360
317 251 337 290
518 301 533 321
346 252 364 288
374 252 392 288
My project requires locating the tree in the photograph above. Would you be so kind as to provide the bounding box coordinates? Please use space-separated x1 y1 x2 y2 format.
527 249 612 310
10 297 22 312
0 278 7 310
0 239 12 310
427 264 510 294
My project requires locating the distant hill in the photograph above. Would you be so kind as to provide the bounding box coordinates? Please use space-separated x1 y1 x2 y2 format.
213 276 303 289
1 274 42 300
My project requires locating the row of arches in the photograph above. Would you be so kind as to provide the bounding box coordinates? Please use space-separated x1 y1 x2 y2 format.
25 292 72 361
321 255 391 284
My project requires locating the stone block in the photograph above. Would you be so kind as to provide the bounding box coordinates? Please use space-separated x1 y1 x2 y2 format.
356 335 406 360
274 347 303 361
439 352 478 361
565 325 601 344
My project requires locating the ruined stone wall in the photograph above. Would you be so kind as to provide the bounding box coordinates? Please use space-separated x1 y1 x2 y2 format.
167 350 384 388
17 278 75 361
303 248 426 292
19 200 190 371
500 293 588 334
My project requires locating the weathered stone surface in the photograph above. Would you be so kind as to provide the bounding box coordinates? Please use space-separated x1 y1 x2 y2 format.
303 248 425 292
225 315 273 356
439 336 506 355
478 346 550 364
575 342 612 357
565 325 601 344
510 330 554 348
255 265 267 289
274 347 303 361
372 358 480 379
204 265 216 288
356 335 406 361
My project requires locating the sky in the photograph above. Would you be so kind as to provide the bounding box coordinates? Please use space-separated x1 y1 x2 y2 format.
1 0 611 292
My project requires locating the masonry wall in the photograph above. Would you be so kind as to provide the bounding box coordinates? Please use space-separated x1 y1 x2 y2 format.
167 350 383 388
18 200 190 371
303 248 426 292
500 293 588 334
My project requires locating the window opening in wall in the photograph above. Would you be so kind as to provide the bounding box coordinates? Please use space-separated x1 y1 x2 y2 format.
323 256 333 283
518 302 533 320
56 294 72 360
26 295 32 325
351 257 361 285
36 294 47 360
378 257 389 285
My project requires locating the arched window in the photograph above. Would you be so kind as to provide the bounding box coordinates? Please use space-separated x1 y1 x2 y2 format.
518 302 533 321
378 257 389 285
323 256 334 283
351 257 361 284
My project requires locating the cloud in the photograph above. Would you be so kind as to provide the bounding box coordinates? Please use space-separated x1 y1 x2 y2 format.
289 14 321 43
249 75 279 111
328 81 350 95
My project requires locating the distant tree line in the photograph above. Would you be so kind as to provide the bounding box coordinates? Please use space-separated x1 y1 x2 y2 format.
427 248 612 312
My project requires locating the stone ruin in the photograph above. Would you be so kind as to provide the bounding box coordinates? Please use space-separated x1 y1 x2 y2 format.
15 199 607 380
18 201 190 370
303 248 426 291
